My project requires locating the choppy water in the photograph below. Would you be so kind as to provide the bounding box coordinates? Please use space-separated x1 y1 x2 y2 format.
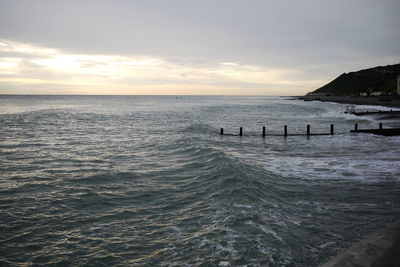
1 95 400 266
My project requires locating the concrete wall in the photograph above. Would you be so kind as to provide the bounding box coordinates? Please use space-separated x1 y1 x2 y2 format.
320 219 400 267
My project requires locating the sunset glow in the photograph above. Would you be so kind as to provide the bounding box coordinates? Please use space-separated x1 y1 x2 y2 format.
0 40 326 95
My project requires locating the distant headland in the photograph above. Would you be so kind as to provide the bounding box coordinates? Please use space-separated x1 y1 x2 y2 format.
302 63 400 107
308 63 400 97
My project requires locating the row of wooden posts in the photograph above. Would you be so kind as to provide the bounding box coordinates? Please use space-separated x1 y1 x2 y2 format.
220 124 335 137
349 123 400 136
219 123 387 137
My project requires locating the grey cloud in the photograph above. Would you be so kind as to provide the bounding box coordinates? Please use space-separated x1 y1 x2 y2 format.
0 0 399 94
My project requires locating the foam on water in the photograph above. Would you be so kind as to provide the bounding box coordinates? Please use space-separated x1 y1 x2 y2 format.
263 148 400 183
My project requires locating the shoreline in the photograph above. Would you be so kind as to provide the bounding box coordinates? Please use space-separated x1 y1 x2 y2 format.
299 96 400 108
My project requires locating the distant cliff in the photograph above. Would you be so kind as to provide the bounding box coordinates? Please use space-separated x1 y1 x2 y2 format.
308 63 400 96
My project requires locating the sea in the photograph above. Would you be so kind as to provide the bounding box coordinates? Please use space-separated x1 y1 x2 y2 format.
1 95 400 266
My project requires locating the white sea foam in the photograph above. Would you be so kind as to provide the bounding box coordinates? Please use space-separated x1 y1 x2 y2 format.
319 242 335 249
259 225 284 242
301 102 400 123
245 220 284 243
352 104 400 112
264 147 400 183
303 107 362 120
233 203 253 209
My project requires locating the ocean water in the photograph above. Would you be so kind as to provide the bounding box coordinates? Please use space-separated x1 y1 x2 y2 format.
1 95 400 266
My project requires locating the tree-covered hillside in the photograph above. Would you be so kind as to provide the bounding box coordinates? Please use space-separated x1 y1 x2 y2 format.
309 63 400 96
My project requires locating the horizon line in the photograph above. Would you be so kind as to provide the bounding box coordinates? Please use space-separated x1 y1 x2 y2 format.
0 93 302 97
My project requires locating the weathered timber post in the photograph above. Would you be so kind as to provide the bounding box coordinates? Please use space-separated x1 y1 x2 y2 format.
330 124 334 135
307 125 310 136
262 126 266 138
220 128 224 135
284 125 287 137
355 123 358 131
379 123 383 130
239 127 243 136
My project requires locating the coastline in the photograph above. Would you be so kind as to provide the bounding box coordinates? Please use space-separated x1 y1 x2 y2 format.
299 96 400 108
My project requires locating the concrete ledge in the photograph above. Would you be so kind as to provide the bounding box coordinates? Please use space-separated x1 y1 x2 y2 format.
320 219 400 267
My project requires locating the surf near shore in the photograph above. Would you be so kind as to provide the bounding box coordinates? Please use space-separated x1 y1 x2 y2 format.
297 95 400 128
299 95 400 108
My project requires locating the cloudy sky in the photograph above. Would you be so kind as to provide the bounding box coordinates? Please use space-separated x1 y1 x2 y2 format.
0 0 399 95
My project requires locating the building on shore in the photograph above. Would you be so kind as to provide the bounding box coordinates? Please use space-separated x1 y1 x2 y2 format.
370 91 383 96
359 88 384 97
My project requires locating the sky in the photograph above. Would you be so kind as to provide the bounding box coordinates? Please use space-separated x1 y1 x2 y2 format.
0 0 399 95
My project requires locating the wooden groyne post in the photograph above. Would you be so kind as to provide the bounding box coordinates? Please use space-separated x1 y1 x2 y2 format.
262 126 266 138
220 128 224 135
331 124 334 135
284 125 288 137
307 125 311 136
239 127 243 136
